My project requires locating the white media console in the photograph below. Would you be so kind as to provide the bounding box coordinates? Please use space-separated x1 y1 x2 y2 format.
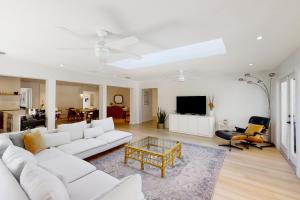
169 114 215 137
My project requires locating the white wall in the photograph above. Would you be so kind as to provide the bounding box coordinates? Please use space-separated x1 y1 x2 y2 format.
20 80 45 109
107 86 130 107
271 47 300 178
0 76 20 110
140 74 268 128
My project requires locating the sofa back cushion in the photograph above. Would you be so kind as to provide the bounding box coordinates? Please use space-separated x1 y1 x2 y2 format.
20 163 70 200
9 131 27 148
42 132 71 148
91 117 114 132
83 127 104 139
100 174 144 200
2 145 37 180
58 121 86 141
23 131 46 154
0 136 13 156
0 160 29 200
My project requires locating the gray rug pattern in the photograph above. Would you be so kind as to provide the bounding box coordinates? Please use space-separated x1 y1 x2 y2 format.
89 143 226 200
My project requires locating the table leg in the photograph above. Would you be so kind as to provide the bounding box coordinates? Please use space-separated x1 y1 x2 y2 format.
124 147 128 164
141 153 144 170
161 156 166 178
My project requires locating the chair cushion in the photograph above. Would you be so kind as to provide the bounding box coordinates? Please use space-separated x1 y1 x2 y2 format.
2 145 37 180
215 130 235 140
96 130 132 144
42 132 71 148
23 131 46 154
57 139 107 155
245 124 264 136
67 170 119 200
83 126 104 139
20 163 70 200
39 154 96 183
91 117 115 132
58 121 86 141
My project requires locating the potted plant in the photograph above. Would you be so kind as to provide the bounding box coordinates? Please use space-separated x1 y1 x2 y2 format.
157 107 168 129
208 96 215 116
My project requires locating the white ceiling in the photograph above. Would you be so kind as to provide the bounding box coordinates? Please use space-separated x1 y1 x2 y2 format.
1 0 300 81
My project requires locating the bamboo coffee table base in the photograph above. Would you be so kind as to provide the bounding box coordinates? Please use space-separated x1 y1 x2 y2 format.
124 137 182 178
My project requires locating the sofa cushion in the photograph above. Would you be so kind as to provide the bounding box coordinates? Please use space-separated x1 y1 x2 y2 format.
35 148 66 163
23 131 46 154
96 130 132 144
0 137 13 156
43 132 71 148
83 126 104 139
100 174 144 200
20 163 70 200
58 121 86 141
39 154 96 183
57 139 107 155
31 127 48 135
68 170 119 200
91 117 115 132
0 160 29 200
9 131 27 148
2 145 37 180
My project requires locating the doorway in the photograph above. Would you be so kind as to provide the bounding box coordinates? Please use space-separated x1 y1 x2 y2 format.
280 74 297 166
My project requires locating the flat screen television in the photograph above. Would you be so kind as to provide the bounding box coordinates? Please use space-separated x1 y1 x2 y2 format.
176 96 206 115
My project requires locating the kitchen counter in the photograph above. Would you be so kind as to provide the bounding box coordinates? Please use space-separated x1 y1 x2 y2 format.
1 110 26 132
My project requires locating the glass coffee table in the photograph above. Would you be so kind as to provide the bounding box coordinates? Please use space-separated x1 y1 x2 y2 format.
124 136 182 177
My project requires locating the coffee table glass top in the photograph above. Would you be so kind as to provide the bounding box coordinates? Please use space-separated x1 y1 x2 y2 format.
127 136 179 154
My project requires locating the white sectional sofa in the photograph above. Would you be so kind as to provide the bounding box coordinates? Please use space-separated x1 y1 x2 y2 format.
0 117 144 200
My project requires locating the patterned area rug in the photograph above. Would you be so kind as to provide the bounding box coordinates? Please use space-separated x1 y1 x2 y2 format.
89 142 226 200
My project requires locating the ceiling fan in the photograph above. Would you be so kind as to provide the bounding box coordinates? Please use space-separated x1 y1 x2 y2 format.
167 70 198 82
56 27 142 61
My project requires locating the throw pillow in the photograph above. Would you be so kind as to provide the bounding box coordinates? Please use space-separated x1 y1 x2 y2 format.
2 145 37 180
57 121 86 141
9 131 27 148
83 126 104 139
23 131 46 154
245 124 264 136
42 132 71 148
20 163 70 200
91 117 114 132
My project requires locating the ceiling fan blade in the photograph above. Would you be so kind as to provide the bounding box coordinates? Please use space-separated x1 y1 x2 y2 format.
106 36 139 49
107 47 142 60
57 47 93 50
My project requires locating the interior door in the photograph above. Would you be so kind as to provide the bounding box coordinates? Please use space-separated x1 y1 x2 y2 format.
280 75 297 166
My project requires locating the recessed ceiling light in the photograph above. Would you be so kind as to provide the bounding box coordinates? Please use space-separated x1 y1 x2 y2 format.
0 51 6 55
249 63 254 66
60 64 64 68
256 36 263 40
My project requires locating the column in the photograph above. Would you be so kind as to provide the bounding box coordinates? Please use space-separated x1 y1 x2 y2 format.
130 87 141 124
45 79 56 130
99 85 107 119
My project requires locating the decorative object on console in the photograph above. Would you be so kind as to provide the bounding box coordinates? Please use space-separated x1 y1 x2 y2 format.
208 96 215 116
238 72 276 147
114 94 124 104
156 107 167 129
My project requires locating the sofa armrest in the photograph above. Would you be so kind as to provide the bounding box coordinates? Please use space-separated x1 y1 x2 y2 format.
98 174 144 200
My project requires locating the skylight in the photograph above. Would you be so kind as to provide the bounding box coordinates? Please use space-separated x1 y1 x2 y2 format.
109 38 226 69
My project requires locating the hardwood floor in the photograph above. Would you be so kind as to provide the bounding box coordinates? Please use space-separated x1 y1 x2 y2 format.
116 121 300 200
